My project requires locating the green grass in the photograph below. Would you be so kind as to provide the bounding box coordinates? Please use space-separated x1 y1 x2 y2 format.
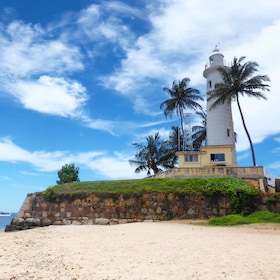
43 177 260 213
45 177 258 196
208 211 280 226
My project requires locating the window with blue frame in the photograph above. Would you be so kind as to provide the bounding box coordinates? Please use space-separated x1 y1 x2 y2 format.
210 153 225 162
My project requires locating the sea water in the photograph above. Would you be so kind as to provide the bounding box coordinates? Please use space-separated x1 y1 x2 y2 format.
0 213 17 232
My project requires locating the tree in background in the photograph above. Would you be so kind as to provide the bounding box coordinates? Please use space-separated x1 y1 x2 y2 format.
57 163 80 184
192 109 207 150
129 132 177 176
208 56 270 166
169 125 183 151
160 77 203 151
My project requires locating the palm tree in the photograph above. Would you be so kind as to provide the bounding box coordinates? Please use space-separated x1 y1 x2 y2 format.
129 132 177 176
169 126 182 151
208 56 270 166
160 78 203 150
192 110 238 151
192 110 207 150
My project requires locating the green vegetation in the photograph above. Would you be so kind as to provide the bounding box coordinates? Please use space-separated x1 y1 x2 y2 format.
160 77 203 143
208 211 280 226
56 163 80 184
47 177 256 195
43 177 259 213
42 186 55 201
129 132 177 176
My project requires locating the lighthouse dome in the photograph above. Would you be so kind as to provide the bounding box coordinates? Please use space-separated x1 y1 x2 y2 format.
209 46 224 67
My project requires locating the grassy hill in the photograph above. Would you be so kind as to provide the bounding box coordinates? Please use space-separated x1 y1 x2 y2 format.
45 177 258 196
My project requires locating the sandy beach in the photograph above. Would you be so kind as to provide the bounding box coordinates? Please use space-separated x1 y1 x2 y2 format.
0 221 280 280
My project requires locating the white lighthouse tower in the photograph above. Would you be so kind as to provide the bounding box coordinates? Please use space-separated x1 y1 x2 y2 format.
173 48 264 179
203 47 237 166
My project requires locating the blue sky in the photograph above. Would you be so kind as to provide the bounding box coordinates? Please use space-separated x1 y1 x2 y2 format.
1 0 280 212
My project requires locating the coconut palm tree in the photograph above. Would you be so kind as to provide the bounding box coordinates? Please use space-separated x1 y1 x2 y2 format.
191 110 238 150
192 110 207 150
129 132 177 176
169 126 182 151
208 56 270 166
160 78 203 150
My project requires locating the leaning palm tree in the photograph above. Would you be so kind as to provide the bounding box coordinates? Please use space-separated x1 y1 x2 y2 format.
129 132 177 176
208 56 270 166
160 78 203 150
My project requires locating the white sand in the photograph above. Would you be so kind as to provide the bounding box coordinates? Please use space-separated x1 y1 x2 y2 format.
0 221 280 280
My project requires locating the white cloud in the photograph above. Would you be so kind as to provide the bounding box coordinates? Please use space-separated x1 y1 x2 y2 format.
87 154 144 179
74 2 142 49
0 21 83 77
0 138 142 179
6 75 88 117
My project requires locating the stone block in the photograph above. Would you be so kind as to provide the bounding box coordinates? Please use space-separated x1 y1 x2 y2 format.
72 220 82 225
11 217 24 226
118 219 128 224
63 219 72 225
23 212 31 218
83 219 94 225
95 218 110 225
41 218 53 226
109 219 119 225
53 220 64 225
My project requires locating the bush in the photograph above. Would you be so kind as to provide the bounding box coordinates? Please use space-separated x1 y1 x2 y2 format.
208 211 280 226
43 186 55 202
56 163 80 185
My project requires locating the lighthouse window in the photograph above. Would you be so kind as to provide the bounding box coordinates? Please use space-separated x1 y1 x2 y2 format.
209 80 212 88
184 154 198 162
210 153 225 162
227 129 230 137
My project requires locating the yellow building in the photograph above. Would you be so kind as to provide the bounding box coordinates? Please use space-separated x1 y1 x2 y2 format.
177 145 235 168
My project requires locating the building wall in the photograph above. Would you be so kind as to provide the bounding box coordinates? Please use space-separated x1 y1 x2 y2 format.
177 145 234 168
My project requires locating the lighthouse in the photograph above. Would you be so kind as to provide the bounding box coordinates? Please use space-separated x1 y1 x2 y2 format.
203 47 237 166
170 48 265 179
176 47 238 169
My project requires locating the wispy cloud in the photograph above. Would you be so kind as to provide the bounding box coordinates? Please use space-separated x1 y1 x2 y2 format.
0 138 142 179
0 21 83 77
6 76 88 117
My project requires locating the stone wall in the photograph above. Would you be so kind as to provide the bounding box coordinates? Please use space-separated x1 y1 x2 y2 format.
6 191 236 231
151 166 264 179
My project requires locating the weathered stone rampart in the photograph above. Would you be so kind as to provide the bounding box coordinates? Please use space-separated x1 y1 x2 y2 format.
6 191 235 231
6 178 279 232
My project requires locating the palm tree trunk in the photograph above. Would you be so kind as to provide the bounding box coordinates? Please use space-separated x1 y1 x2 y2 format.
236 96 257 166
179 109 184 151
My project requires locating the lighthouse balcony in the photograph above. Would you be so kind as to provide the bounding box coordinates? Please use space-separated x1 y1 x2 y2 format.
204 59 230 70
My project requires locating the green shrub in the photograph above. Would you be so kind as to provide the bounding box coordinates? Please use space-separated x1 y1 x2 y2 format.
208 211 280 226
56 163 80 185
43 186 55 202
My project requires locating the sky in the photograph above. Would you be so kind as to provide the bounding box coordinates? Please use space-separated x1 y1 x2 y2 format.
1 0 280 212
